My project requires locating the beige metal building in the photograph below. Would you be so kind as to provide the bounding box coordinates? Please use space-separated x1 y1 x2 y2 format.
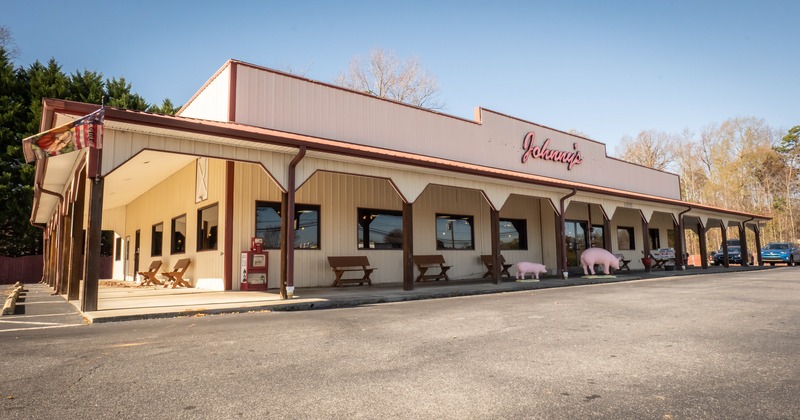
28 60 769 310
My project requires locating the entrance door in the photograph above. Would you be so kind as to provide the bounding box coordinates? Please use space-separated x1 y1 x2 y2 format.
566 220 589 267
134 230 140 275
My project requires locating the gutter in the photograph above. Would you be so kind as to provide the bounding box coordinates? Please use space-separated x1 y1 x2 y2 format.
282 145 306 299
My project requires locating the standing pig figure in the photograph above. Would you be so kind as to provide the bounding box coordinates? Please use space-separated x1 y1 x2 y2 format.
580 248 620 275
516 262 547 280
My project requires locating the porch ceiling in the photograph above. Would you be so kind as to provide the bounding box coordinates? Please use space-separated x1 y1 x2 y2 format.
103 150 197 209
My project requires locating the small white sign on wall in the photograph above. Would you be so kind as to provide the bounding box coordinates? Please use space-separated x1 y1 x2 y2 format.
196 157 208 203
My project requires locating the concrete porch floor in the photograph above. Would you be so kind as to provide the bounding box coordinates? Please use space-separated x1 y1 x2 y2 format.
71 264 778 323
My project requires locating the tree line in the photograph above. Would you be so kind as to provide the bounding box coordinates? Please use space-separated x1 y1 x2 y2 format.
0 44 178 257
616 119 799 253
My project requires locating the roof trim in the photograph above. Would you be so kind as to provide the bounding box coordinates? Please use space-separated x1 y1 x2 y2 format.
36 98 770 222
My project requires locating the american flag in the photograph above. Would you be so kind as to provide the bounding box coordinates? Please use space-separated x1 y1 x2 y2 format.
73 108 104 150
22 108 105 163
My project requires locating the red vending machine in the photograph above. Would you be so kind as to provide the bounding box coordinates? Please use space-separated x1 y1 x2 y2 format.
240 238 268 291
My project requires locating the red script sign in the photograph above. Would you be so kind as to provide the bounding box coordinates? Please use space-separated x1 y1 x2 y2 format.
521 131 583 170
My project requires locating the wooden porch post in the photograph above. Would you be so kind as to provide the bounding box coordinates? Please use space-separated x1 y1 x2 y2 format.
402 202 414 291
555 212 564 277
68 172 86 301
490 208 501 284
603 213 612 252
673 218 685 271
224 161 234 291
739 224 750 266
720 224 729 267
698 223 709 269
82 148 103 312
641 217 651 258
279 192 288 299
754 224 763 266
58 205 71 295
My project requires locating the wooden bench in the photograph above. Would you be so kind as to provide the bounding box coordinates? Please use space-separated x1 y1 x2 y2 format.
138 260 163 286
613 254 631 271
328 256 376 287
413 255 452 282
480 254 512 278
160 258 192 288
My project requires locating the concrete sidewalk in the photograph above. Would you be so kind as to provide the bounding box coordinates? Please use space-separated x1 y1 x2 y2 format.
5 264 777 325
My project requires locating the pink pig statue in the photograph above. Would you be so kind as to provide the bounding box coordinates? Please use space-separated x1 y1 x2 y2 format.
516 262 547 280
580 248 620 275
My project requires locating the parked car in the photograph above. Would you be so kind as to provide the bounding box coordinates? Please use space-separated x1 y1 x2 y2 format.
760 242 800 266
712 246 752 266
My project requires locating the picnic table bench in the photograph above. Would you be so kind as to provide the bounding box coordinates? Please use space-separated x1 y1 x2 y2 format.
480 254 512 278
413 255 451 282
328 256 375 287
650 248 676 269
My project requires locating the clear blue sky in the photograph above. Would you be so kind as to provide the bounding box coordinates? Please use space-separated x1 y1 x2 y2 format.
5 0 799 152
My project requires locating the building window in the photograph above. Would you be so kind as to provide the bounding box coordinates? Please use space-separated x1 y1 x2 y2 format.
151 223 163 257
617 226 635 250
358 208 403 249
197 204 219 251
499 218 527 250
114 237 122 261
436 214 474 250
171 214 187 254
255 201 320 249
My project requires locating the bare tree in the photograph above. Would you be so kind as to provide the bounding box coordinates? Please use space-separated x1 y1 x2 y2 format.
335 48 444 110
615 129 676 171
0 26 20 59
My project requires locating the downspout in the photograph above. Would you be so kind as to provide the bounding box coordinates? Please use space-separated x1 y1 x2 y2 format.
677 206 691 269
283 146 306 299
559 188 577 276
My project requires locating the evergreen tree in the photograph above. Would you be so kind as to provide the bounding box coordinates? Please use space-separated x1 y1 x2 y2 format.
0 47 39 256
67 69 105 104
147 98 180 115
26 59 69 134
106 77 148 111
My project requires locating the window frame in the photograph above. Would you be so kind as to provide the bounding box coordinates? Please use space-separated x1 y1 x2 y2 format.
171 214 187 255
254 201 321 250
357 208 403 250
499 218 528 250
151 223 163 257
617 226 636 251
196 203 219 252
435 213 475 250
114 236 122 261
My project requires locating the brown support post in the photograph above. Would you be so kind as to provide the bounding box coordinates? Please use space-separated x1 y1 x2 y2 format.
720 224 729 267
68 172 86 301
739 223 750 266
642 217 651 258
754 224 763 266
224 161 234 291
82 148 103 312
58 207 71 295
402 202 414 291
559 190 576 277
673 218 685 271
698 223 709 269
676 208 691 271
48 226 56 288
490 208 501 284
603 212 612 252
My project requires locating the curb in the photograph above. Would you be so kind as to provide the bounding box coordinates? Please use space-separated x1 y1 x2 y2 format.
2 282 24 315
